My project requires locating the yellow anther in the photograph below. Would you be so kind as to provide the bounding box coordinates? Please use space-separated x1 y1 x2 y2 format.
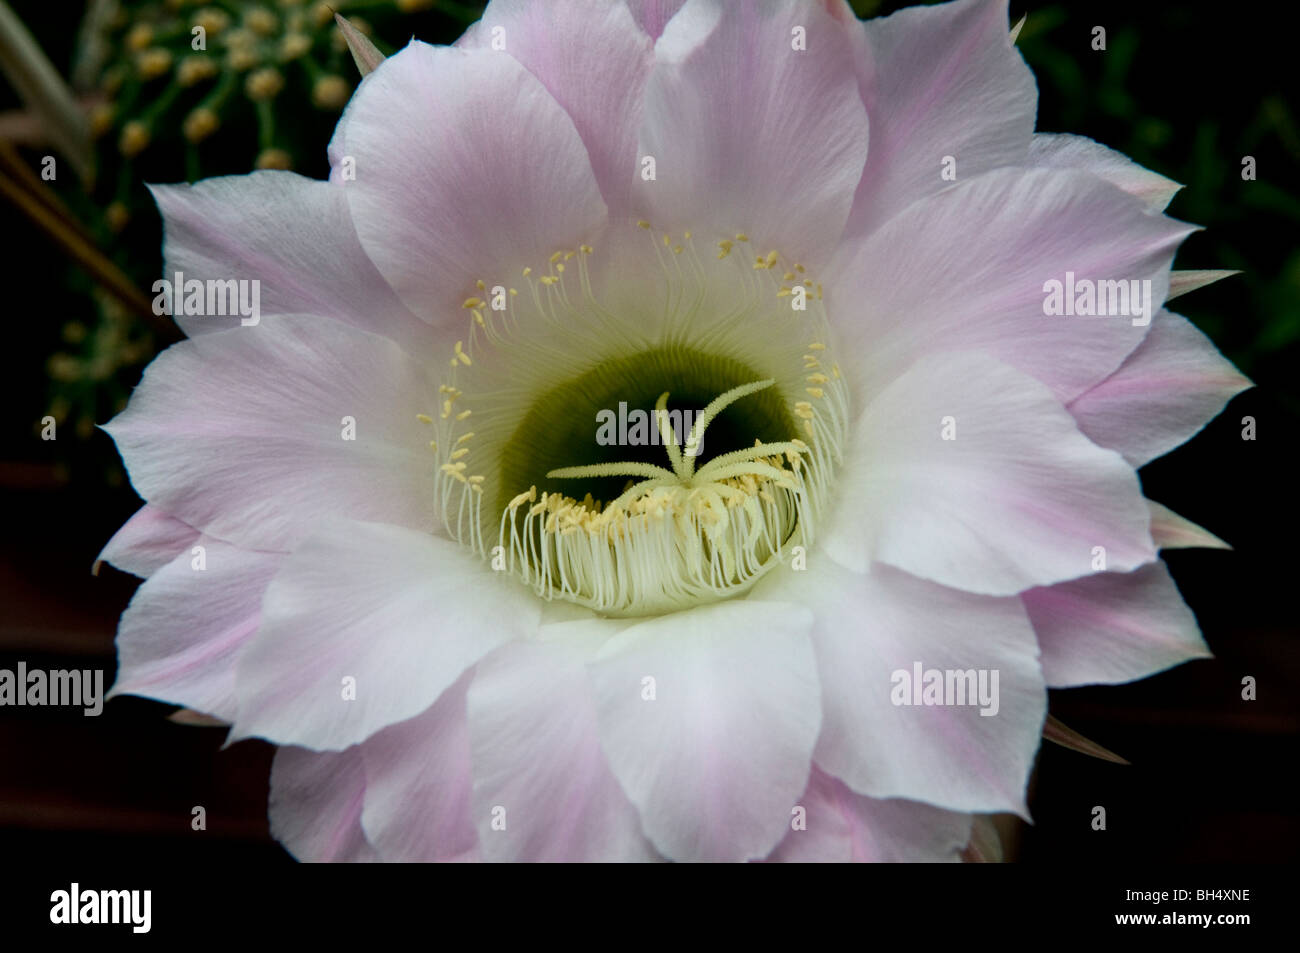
454 341 472 366
456 409 472 421
456 432 475 444
806 387 825 399
735 232 749 242
441 399 453 418
450 448 469 460
663 234 671 247
765 250 778 267
683 231 692 240
476 279 486 290
580 244 593 254
472 309 485 326
549 251 563 263
508 288 518 296
776 288 791 298
783 272 796 281
808 342 826 350
673 245 683 255
523 266 532 277
428 440 438 451
556 263 565 273
416 413 433 424
807 373 829 384
832 363 841 379
717 239 733 259
440 461 467 473
637 220 651 229
462 297 484 309
469 475 485 484
564 251 575 260
795 263 806 273
803 279 814 287
540 276 558 286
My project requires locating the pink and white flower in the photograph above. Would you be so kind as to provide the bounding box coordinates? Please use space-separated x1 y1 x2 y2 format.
99 0 1249 862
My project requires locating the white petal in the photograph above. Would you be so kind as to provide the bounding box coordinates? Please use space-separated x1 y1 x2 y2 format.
231 520 539 750
823 351 1154 595
752 560 1044 816
1023 561 1210 687
359 670 480 862
588 599 819 862
468 635 659 862
269 746 378 862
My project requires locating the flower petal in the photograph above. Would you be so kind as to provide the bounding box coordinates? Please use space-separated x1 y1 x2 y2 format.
1067 310 1252 467
269 746 378 862
823 350 1155 594
767 766 971 862
588 599 819 862
333 41 607 321
626 0 687 39
1028 133 1182 212
230 520 539 750
468 634 659 862
838 0 1035 244
108 538 281 722
1023 561 1210 687
634 0 869 265
359 670 480 862
94 504 200 578
460 0 653 216
752 560 1044 816
149 173 434 355
831 167 1196 405
104 316 439 551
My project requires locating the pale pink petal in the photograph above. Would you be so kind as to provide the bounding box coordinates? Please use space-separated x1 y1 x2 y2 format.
633 0 869 265
823 351 1154 594
269 746 378 862
831 167 1196 406
767 766 971 862
94 504 200 578
1029 133 1182 211
333 42 607 321
1023 561 1210 687
459 0 653 216
359 671 480 862
104 316 439 551
588 600 820 862
468 635 659 862
838 0 1035 244
1148 500 1230 550
1067 310 1252 467
108 538 281 723
149 173 435 356
625 0 687 39
752 560 1044 816
231 520 540 750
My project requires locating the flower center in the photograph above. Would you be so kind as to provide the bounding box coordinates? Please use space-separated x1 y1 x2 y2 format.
419 221 850 617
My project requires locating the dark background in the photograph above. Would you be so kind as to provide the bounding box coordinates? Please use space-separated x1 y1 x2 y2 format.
1 0 1296 864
